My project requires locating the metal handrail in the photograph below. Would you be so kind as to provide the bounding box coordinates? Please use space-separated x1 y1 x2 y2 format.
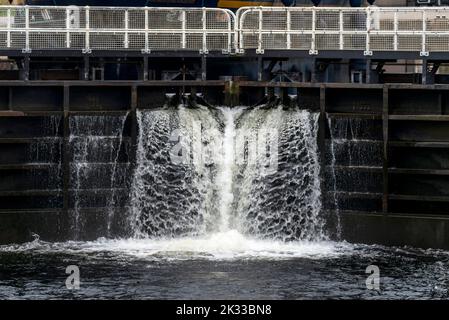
237 6 449 55
2 6 449 55
0 5 236 53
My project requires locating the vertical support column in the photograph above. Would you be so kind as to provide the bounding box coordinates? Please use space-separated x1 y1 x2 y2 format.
143 55 149 81
382 85 389 214
257 56 263 81
311 57 317 83
318 85 327 217
22 55 30 81
422 59 428 85
62 85 70 217
201 54 207 81
83 55 90 81
366 58 371 84
8 87 13 111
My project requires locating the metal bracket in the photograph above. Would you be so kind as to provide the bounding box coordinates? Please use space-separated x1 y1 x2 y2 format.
82 48 92 54
420 51 429 57
364 50 373 56
22 48 31 54
141 49 151 54
309 49 318 55
199 49 209 55
221 49 230 55
256 48 265 54
236 49 245 55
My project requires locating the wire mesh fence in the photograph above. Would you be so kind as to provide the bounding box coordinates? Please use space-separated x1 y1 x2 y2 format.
0 6 235 52
237 6 449 55
1 6 449 55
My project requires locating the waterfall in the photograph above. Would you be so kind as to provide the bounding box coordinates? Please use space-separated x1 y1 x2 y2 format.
129 104 325 242
69 114 128 239
233 106 323 241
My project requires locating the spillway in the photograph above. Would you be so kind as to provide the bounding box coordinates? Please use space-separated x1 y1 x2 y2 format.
128 104 324 243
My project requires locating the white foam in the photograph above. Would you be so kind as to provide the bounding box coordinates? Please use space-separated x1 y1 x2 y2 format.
0 231 353 261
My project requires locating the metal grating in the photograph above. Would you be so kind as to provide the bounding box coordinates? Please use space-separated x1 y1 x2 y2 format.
237 6 449 54
0 5 235 52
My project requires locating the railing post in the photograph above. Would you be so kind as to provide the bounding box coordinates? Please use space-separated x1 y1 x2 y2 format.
181 10 186 49
339 9 343 50
421 10 428 56
124 9 129 49
66 8 70 49
83 6 91 54
24 5 30 53
143 7 150 54
310 7 317 55
393 10 398 51
286 9 291 50
6 8 11 49
257 7 263 54
201 8 208 54
364 7 372 56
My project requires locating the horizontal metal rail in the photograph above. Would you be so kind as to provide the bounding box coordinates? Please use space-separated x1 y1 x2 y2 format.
0 6 236 53
237 6 449 56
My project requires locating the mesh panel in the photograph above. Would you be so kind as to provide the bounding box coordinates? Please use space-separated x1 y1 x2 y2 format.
128 10 145 30
426 35 449 51
128 33 145 49
240 33 256 49
90 9 125 29
262 11 286 30
291 34 312 50
29 8 66 29
29 32 66 49
10 31 25 48
0 32 7 48
149 34 182 50
207 34 228 50
290 11 312 31
397 35 422 51
148 11 183 30
316 11 340 30
370 34 394 51
343 34 366 50
90 32 125 50
262 34 287 49
316 34 340 50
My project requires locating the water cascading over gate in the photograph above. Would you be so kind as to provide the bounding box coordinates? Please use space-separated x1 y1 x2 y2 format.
128 104 324 242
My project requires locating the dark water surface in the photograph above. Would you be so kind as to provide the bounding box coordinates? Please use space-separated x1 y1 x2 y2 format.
0 236 448 300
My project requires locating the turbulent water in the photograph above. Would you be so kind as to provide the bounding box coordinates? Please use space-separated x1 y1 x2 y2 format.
1 104 448 299
129 105 323 241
